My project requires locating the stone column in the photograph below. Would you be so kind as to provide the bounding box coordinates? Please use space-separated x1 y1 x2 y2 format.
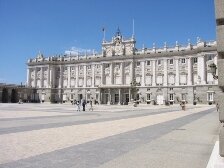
99 89 102 104
141 61 145 86
75 66 79 88
152 60 156 86
120 62 124 85
101 63 104 85
110 63 114 85
26 68 30 87
197 55 206 84
107 89 111 105
163 59 168 86
83 65 87 88
67 66 71 88
175 58 179 86
118 88 121 105
92 65 95 87
187 57 193 85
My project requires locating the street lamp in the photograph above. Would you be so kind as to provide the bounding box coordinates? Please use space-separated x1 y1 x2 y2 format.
209 63 218 79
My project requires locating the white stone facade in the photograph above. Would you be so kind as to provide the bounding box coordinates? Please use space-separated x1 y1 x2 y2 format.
27 30 220 105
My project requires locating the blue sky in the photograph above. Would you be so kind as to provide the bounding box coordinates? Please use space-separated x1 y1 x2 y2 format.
0 0 215 84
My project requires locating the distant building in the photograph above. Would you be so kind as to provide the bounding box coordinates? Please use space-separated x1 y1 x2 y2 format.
26 29 221 105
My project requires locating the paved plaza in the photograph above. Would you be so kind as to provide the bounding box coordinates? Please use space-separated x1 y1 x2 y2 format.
0 103 220 168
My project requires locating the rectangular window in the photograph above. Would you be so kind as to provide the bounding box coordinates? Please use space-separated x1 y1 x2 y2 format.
181 58 186 64
207 54 214 61
207 92 214 101
87 65 91 69
147 94 151 100
158 60 161 65
147 61 151 65
136 62 140 67
105 64 110 68
169 94 174 101
193 57 198 63
157 75 163 85
168 75 175 85
169 59 173 65
180 74 187 85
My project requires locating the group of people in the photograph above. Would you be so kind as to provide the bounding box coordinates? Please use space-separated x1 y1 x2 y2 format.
74 99 93 112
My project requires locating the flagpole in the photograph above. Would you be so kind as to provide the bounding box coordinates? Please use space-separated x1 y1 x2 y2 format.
132 19 135 38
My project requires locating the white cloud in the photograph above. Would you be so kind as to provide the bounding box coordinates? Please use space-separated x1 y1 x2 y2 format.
65 47 97 56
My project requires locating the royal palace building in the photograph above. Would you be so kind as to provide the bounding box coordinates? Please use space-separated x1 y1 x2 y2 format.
26 29 221 105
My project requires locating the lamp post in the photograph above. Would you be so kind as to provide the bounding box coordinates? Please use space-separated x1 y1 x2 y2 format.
209 63 218 79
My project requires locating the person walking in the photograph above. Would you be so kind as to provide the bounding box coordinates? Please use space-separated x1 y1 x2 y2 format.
216 103 219 112
76 101 80 112
89 100 93 111
82 99 86 111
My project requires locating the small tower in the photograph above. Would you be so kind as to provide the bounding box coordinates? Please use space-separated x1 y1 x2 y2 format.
102 28 136 57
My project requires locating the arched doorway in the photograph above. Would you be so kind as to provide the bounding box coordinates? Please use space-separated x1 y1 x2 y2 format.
2 88 9 103
11 89 18 103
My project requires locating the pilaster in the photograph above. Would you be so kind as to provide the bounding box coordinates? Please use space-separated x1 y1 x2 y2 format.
75 66 79 88
130 61 134 82
92 64 95 87
40 67 43 88
152 60 156 86
83 65 87 87
101 64 104 85
141 61 145 86
163 59 168 86
47 65 50 88
120 62 124 85
26 68 30 87
175 58 179 86
197 55 206 84
59 65 63 88
110 63 114 85
187 57 193 85
34 67 37 88
67 66 71 88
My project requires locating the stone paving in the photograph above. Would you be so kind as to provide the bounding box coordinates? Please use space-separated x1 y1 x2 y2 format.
0 103 219 168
